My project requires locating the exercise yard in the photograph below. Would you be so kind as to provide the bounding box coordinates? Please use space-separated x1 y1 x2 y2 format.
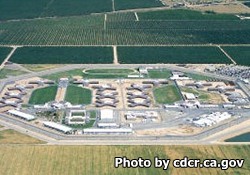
64 85 92 105
29 86 57 104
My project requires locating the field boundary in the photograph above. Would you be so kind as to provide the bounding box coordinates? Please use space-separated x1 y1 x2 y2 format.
0 46 20 70
217 45 237 65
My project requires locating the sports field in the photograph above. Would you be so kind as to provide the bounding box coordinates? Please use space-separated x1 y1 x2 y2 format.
153 84 182 104
117 46 232 64
0 145 249 174
29 86 57 104
0 47 12 64
10 47 113 64
222 46 250 66
65 85 92 105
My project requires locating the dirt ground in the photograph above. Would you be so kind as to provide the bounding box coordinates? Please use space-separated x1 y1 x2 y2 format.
189 3 250 14
135 125 203 136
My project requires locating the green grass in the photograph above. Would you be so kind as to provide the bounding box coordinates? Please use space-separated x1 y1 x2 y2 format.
29 86 57 104
153 84 182 104
138 9 239 20
85 69 134 74
0 145 249 174
89 111 97 119
225 132 250 142
0 47 12 64
185 73 213 81
118 46 232 64
0 129 45 144
115 0 163 11
69 120 95 129
222 46 250 66
10 46 113 64
65 85 92 105
0 68 28 79
42 69 83 81
148 69 172 79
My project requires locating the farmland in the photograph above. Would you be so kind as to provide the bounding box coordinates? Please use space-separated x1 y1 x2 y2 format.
10 46 113 64
225 132 250 142
114 0 163 11
0 129 45 144
138 9 239 20
153 84 182 104
29 86 57 104
65 85 92 105
117 46 232 64
222 46 250 66
0 9 250 45
0 145 249 174
244 2 250 7
0 47 12 64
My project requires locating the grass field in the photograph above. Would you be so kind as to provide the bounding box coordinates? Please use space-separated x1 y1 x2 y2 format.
0 129 45 144
0 47 12 64
0 68 27 79
148 69 172 79
153 84 182 104
115 0 163 11
225 132 250 142
181 87 224 104
42 69 83 81
65 85 92 105
22 64 64 72
0 145 249 174
222 46 250 66
117 46 232 64
10 47 113 64
138 9 239 20
185 73 214 81
29 86 57 104
83 69 138 79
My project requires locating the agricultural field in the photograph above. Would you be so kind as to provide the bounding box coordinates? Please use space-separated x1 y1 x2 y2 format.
0 145 249 174
29 86 57 104
1 10 250 45
0 0 50 20
153 84 182 104
0 47 12 64
114 0 164 11
0 68 28 79
65 85 92 105
222 46 250 66
0 129 45 144
244 2 250 7
117 46 232 64
137 9 239 20
10 46 113 64
107 12 136 22
40 0 112 17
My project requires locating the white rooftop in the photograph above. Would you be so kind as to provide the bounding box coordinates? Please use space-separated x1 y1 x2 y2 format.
100 109 114 120
43 121 72 133
8 109 36 121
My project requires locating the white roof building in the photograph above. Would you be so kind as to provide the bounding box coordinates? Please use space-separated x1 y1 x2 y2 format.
8 109 36 121
43 121 72 134
100 109 114 120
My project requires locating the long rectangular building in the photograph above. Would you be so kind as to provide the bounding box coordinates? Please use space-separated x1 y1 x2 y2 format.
8 109 36 121
43 121 72 134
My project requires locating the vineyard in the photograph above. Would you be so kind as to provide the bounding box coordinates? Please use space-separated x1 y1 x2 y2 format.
222 46 250 66
10 46 113 64
114 0 163 11
0 0 165 21
0 47 12 64
0 9 250 45
137 9 239 20
117 46 232 64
